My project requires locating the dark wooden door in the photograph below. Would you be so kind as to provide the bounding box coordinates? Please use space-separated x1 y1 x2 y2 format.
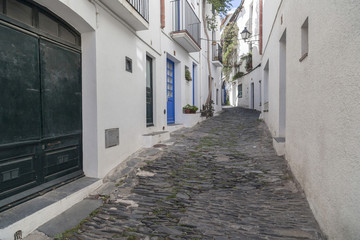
40 39 82 183
0 24 41 200
0 25 82 202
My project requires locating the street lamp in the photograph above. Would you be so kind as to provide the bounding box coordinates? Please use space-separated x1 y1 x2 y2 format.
240 27 251 40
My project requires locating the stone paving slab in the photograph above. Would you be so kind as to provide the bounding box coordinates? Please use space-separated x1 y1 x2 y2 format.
38 199 103 237
63 107 326 240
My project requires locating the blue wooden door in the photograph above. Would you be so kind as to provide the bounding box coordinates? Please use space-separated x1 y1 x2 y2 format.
167 59 175 124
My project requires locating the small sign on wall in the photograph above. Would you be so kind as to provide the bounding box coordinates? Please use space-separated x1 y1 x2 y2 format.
105 128 119 148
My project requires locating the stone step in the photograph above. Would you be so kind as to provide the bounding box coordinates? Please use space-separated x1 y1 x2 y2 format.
0 177 102 240
37 199 103 238
142 131 170 148
166 124 184 133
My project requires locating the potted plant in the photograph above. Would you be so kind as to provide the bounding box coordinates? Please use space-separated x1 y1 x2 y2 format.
185 69 192 81
183 104 198 114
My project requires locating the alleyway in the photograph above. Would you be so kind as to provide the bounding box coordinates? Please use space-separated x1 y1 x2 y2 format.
67 108 325 240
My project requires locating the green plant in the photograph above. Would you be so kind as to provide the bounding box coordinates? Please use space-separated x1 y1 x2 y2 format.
202 0 232 108
241 52 252 72
54 233 63 240
183 104 198 113
206 15 217 31
232 71 245 81
201 100 215 118
221 24 239 81
225 98 230 105
207 0 232 17
185 68 192 81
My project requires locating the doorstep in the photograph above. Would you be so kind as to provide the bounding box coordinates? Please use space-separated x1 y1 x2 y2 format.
142 131 170 148
166 124 184 133
0 177 102 240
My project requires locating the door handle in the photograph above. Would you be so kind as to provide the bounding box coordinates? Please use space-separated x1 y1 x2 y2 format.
47 141 61 147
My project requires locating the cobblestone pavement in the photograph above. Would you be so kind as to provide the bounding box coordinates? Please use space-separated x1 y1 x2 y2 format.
67 107 326 240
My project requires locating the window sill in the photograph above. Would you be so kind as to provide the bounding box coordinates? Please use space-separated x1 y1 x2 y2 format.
299 52 308 62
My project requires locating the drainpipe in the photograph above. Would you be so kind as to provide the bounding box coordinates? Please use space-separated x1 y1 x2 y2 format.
259 0 263 55
160 0 165 29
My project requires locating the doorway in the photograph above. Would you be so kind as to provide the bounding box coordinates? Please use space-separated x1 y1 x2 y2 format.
146 56 154 126
166 59 175 124
250 82 255 109
279 30 287 137
0 0 82 204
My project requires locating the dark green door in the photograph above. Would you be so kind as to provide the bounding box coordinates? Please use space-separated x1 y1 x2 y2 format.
146 56 153 126
0 24 40 199
0 25 82 202
40 39 82 183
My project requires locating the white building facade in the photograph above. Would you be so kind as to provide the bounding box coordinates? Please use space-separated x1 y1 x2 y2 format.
224 0 262 111
0 0 222 237
260 0 360 239
225 0 360 238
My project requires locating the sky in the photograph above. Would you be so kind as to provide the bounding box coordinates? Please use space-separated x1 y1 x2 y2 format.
230 0 243 10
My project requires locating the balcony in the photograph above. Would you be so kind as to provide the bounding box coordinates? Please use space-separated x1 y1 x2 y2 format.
171 0 201 53
212 43 223 67
99 0 149 31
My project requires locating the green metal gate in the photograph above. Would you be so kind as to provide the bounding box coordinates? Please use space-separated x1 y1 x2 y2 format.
0 0 82 208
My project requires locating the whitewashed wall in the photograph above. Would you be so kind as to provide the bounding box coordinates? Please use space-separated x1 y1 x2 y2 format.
261 0 281 136
199 2 223 113
94 5 163 178
228 67 261 111
226 0 262 111
262 0 360 239
33 0 221 179
243 0 262 111
246 68 262 111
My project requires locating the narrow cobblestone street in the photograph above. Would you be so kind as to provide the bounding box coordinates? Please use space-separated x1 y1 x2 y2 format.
68 108 325 240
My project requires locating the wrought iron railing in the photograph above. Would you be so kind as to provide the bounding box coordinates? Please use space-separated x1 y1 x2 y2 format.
172 0 201 47
126 0 149 22
212 43 223 63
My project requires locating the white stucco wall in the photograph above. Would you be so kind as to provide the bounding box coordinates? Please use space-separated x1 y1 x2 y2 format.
226 0 262 111
232 78 250 108
199 2 223 113
261 0 282 136
261 0 360 239
94 5 159 178
247 68 262 111
236 0 262 66
31 0 221 179
227 67 261 111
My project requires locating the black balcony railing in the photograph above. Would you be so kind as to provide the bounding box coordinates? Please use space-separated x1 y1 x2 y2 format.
126 0 149 22
212 43 223 63
172 0 201 47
